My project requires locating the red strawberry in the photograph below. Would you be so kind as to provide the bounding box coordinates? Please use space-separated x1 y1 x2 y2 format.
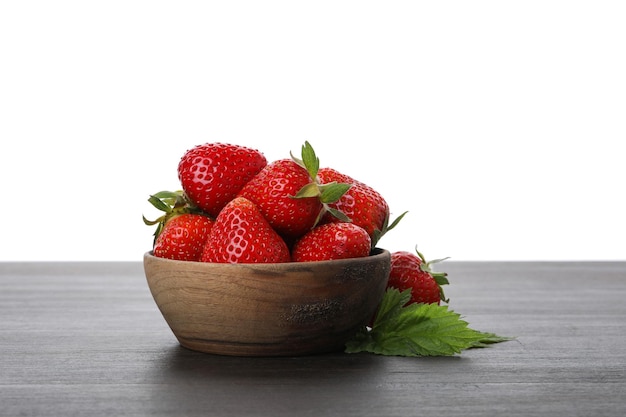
318 168 404 247
177 142 267 218
238 142 351 240
292 222 371 262
143 190 213 261
153 213 214 261
238 158 322 240
387 249 449 305
201 197 290 264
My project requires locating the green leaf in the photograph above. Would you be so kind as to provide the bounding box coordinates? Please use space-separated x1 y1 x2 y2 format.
142 215 161 226
300 141 319 180
143 190 207 245
469 332 515 347
386 210 408 232
371 210 408 248
147 194 173 213
290 151 304 168
292 183 322 199
152 190 183 200
372 286 411 326
318 182 352 204
433 273 450 287
345 288 513 357
324 207 352 223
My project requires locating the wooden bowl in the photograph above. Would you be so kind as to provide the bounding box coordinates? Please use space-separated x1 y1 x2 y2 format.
143 248 391 356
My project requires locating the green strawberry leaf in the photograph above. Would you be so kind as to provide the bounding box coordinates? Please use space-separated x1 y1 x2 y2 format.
467 331 513 348
147 194 174 214
291 140 321 180
143 190 207 244
291 141 351 207
302 141 320 179
433 273 450 287
292 183 321 199
371 210 408 248
345 288 513 357
318 182 352 204
323 207 352 223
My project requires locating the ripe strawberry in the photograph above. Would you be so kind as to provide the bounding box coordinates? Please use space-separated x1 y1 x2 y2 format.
387 249 449 305
201 197 290 263
177 142 267 218
238 142 350 240
291 222 371 262
238 158 321 240
317 168 404 247
143 190 213 261
153 213 214 261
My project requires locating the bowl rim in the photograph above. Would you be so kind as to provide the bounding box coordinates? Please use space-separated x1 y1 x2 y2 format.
144 247 390 269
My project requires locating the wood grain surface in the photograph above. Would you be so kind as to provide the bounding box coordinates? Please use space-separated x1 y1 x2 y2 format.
143 250 390 356
1 261 625 416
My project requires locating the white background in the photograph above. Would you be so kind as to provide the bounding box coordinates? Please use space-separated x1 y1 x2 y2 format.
1 1 624 262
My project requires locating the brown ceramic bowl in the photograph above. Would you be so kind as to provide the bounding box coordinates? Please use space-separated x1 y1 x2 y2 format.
143 248 390 356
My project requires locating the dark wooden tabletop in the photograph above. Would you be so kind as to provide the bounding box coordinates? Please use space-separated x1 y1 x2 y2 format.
1 260 625 416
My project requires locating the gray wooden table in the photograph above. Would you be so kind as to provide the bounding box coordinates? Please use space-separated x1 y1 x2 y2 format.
1 261 625 416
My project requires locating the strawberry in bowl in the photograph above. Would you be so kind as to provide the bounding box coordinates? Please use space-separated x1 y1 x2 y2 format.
142 141 394 356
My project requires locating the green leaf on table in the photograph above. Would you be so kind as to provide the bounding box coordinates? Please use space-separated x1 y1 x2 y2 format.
345 288 513 357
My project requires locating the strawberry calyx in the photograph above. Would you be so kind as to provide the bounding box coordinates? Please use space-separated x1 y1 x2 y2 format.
371 210 408 248
415 246 451 303
142 190 209 244
290 140 320 182
290 141 353 224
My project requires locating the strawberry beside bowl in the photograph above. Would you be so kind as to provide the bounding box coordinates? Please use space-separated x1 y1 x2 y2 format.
143 248 391 357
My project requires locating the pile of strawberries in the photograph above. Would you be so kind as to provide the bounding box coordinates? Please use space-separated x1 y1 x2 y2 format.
144 141 449 305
